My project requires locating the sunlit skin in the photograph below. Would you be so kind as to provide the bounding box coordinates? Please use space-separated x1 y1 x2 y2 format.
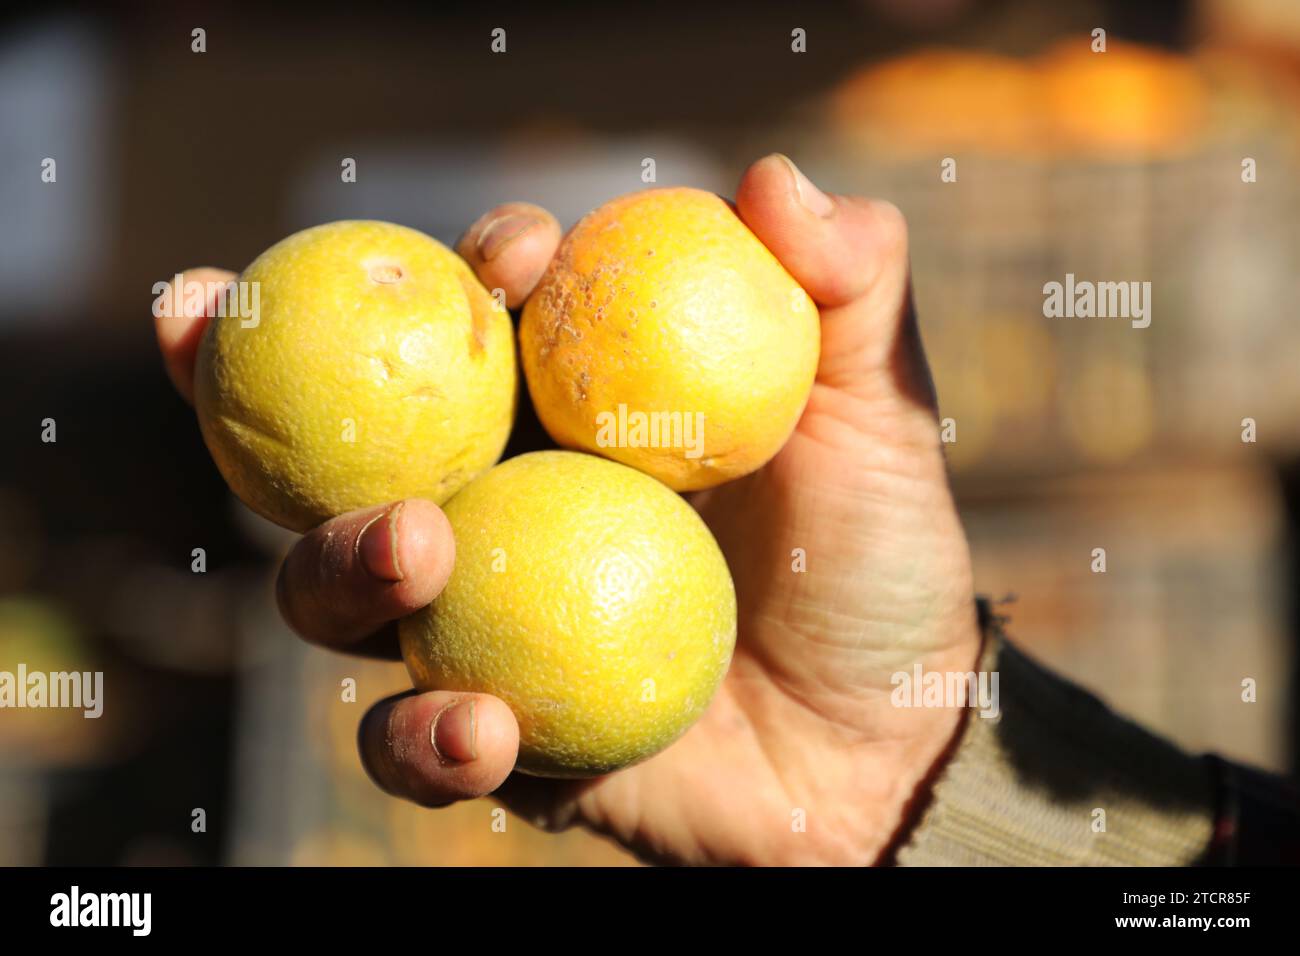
154 155 982 865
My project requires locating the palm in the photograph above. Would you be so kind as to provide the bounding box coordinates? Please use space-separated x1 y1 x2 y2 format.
503 379 979 865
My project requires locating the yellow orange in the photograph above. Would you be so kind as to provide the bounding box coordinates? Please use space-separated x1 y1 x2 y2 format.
195 221 516 532
520 188 819 491
399 451 737 778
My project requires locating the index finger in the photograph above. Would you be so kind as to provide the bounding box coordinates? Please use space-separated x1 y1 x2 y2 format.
152 267 236 404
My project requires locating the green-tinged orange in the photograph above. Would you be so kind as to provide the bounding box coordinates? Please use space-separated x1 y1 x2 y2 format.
399 451 737 777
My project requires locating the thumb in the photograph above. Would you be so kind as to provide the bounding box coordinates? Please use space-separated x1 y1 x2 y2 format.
734 155 940 442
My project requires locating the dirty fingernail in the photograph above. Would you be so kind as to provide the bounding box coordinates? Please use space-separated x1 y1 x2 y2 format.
431 698 477 763
358 502 405 582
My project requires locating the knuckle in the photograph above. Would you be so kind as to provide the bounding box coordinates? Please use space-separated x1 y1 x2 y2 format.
275 519 359 638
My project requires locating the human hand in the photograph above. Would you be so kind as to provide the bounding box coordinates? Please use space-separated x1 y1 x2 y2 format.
154 156 981 865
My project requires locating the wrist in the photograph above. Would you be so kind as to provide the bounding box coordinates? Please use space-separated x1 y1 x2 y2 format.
855 601 987 864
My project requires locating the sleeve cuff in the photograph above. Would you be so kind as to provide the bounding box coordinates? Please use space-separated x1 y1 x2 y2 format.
894 602 1215 866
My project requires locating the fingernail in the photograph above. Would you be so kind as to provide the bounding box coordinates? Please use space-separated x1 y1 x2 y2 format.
358 502 404 582
476 214 542 261
431 698 477 763
775 154 835 217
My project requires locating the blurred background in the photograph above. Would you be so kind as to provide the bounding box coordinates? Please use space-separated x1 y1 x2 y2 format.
2 0 1299 865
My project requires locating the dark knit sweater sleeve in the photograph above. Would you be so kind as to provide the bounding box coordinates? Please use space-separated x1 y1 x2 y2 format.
896 610 1217 866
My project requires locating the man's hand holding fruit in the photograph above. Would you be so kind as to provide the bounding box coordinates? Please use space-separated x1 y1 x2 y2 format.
153 154 981 865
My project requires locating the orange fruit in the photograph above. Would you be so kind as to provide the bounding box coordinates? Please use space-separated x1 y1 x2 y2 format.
1038 38 1208 157
828 50 1044 155
195 221 516 532
519 188 819 491
399 451 737 778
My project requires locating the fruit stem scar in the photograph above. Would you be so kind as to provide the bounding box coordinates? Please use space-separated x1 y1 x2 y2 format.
369 262 404 284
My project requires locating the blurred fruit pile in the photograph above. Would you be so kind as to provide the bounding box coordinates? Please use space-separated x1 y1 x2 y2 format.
776 37 1300 474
